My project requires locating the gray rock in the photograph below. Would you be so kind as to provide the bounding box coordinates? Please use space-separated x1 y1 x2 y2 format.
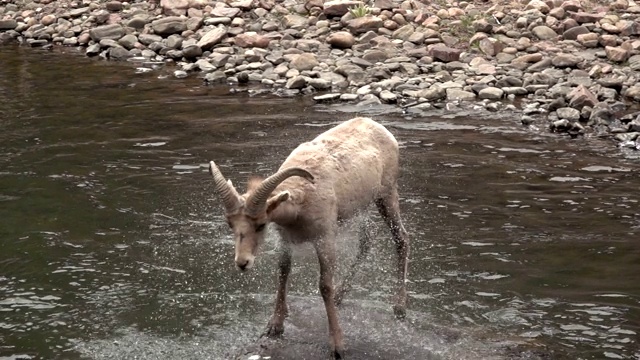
174 70 188 79
551 54 582 67
327 31 355 48
286 75 307 89
347 16 383 34
89 24 124 42
314 93 342 102
204 71 226 83
323 0 362 16
307 78 332 90
556 107 580 121
182 44 203 59
562 25 589 40
127 16 149 29
478 87 504 100
0 20 18 30
151 17 187 37
197 27 227 50
446 88 476 101
166 34 183 49
379 90 397 103
532 26 557 40
118 34 138 49
283 14 308 29
429 45 462 62
139 34 163 45
196 59 217 72
392 24 414 41
290 53 319 71
86 43 102 56
108 47 132 60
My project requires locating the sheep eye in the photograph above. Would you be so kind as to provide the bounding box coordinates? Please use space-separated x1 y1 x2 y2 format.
255 224 266 232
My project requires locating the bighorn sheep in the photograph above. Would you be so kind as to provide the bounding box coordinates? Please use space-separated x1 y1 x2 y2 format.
208 117 409 359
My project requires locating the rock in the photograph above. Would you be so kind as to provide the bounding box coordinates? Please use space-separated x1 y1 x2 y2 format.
624 86 640 101
234 32 270 48
286 75 307 89
139 34 163 45
283 14 308 29
446 88 476 101
513 53 543 63
151 17 187 36
290 53 319 71
307 78 332 90
182 44 203 58
0 20 18 30
556 107 581 121
347 16 383 34
106 1 124 12
478 38 503 57
379 90 397 103
40 14 57 26
552 53 582 67
566 85 597 109
577 33 598 47
86 43 101 56
315 93 342 101
323 0 363 17
478 87 504 100
562 26 589 40
569 12 604 24
429 45 462 62
118 34 138 49
605 46 630 63
211 7 241 17
327 31 355 48
89 24 124 42
532 26 557 40
197 26 227 50
107 46 132 60
393 24 414 41
128 16 150 29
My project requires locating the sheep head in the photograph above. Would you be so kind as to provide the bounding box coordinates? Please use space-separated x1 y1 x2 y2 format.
209 161 314 271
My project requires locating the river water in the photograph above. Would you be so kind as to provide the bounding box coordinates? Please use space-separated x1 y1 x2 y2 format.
0 45 638 360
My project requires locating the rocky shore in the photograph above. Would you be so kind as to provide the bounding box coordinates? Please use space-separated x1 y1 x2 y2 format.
1 0 640 150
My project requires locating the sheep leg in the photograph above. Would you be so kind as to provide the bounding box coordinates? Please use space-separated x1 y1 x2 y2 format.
375 189 409 319
334 219 372 306
315 238 345 359
263 245 291 337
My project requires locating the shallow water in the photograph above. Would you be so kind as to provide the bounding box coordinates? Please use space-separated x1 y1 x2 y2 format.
0 45 638 360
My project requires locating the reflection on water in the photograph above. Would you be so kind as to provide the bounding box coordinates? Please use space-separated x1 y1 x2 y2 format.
0 45 638 360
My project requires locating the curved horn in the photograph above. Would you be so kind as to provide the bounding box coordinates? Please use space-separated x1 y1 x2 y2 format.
246 167 314 215
209 161 242 212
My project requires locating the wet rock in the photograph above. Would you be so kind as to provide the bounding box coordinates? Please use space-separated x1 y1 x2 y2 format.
89 24 124 41
118 34 138 49
151 17 187 36
327 31 355 48
197 26 227 50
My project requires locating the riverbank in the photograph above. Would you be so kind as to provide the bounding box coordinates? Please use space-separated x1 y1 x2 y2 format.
1 0 639 150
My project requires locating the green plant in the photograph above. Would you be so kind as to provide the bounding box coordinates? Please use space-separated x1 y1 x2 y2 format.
349 3 371 18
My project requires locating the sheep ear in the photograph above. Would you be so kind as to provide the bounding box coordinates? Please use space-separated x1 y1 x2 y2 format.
266 191 290 214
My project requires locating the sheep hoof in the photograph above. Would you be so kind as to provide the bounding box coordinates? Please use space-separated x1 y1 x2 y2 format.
332 347 345 359
263 321 285 338
392 304 406 320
